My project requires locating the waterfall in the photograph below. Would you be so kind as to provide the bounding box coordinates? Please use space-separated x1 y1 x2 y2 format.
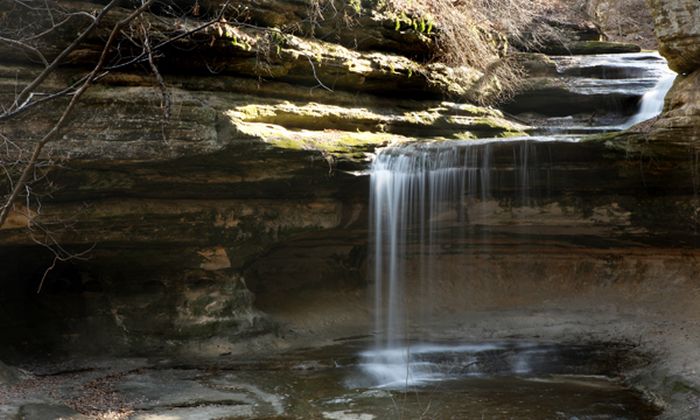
363 139 547 388
365 142 491 388
625 72 676 127
369 143 492 348
360 52 675 389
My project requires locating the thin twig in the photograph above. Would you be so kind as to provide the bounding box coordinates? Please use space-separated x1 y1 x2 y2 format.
305 55 333 92
21 12 95 42
0 35 49 66
0 74 91 122
142 21 171 140
104 4 230 71
4 0 120 116
0 0 156 228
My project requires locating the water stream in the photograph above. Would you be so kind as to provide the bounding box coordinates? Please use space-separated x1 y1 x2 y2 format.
624 72 676 126
363 52 674 399
533 52 676 134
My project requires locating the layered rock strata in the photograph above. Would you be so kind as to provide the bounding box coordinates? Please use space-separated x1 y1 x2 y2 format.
638 0 700 145
0 0 524 356
0 0 699 416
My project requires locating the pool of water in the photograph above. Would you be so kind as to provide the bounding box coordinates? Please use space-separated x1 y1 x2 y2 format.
3 340 661 419
219 340 661 419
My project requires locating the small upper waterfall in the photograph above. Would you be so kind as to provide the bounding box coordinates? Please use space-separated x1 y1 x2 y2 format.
625 72 676 126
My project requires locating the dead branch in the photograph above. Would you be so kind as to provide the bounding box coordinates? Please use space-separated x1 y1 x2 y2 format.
0 0 236 251
0 0 156 228
2 0 120 119
305 55 333 92
0 35 49 66
141 19 171 141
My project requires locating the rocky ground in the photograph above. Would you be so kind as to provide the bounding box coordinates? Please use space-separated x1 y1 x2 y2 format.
1 304 699 419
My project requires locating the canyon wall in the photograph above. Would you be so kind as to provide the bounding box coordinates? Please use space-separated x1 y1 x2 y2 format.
0 0 698 369
0 0 526 357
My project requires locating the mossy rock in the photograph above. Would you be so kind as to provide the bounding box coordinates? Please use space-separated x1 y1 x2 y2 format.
511 52 559 77
225 99 528 164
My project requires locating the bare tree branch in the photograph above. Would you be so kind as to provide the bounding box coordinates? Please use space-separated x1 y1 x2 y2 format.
0 74 91 122
305 55 333 92
20 12 94 42
0 35 49 66
104 7 230 71
3 0 120 116
0 0 156 228
141 19 171 141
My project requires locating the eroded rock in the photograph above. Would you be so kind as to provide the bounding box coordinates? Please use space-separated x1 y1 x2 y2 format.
646 70 700 145
17 403 89 420
535 40 641 56
639 0 700 144
649 0 700 74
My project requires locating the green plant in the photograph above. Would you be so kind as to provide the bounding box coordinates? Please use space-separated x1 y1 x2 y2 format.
383 0 549 104
349 0 362 14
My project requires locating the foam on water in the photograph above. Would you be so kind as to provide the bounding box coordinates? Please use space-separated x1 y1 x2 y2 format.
357 343 505 388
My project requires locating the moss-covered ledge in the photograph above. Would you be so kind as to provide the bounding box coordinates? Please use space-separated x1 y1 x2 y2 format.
224 99 528 166
586 125 700 160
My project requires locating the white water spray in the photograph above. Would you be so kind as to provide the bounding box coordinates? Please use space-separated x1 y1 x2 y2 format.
625 72 676 127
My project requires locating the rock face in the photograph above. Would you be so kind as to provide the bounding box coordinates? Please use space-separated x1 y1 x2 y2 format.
643 70 700 144
640 0 700 144
512 12 644 55
581 0 658 49
0 361 19 385
0 0 525 357
648 0 700 74
533 40 641 55
0 0 696 379
503 53 661 118
0 1 699 416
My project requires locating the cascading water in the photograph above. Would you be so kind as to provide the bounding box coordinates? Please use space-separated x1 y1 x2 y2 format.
369 143 491 348
529 52 676 134
360 52 676 390
362 139 549 388
624 71 676 127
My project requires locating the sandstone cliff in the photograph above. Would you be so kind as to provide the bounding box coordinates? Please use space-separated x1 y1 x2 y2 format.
1 1 700 417
0 0 527 355
642 0 700 145
0 0 697 370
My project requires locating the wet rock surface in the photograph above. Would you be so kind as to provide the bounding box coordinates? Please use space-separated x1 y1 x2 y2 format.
535 40 641 56
505 52 667 118
16 403 89 420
